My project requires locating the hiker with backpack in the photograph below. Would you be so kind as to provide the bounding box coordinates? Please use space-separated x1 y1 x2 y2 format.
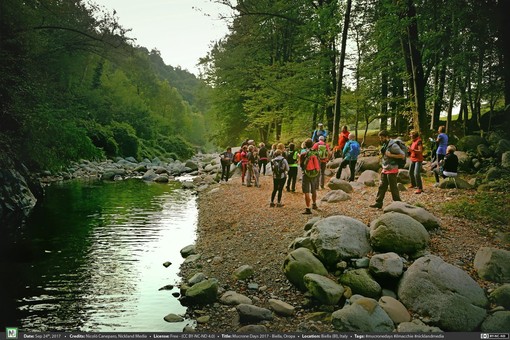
285 143 299 192
409 130 424 194
258 142 269 175
312 135 331 189
336 133 360 182
311 123 328 143
246 145 260 187
369 130 406 209
300 138 321 214
270 149 289 207
220 147 234 182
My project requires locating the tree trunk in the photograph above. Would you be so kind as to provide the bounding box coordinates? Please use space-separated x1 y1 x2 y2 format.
498 0 510 108
332 0 352 146
399 0 427 133
381 71 389 131
446 75 456 134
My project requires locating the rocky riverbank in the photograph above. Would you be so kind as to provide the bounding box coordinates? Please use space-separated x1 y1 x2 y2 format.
177 168 510 333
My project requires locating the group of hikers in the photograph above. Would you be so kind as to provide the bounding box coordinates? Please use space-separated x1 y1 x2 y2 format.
219 123 458 214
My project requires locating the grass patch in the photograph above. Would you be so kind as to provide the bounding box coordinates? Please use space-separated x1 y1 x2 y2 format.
441 192 510 228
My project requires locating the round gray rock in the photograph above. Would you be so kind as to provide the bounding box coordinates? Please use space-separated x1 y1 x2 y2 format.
309 215 372 267
369 252 404 279
327 178 353 193
303 273 345 306
383 201 441 230
398 255 488 331
332 297 394 332
370 212 429 255
283 247 328 291
474 247 510 283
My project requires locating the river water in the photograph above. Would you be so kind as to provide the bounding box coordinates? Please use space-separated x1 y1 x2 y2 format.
0 178 197 332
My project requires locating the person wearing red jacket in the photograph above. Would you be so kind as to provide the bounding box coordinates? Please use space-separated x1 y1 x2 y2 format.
335 125 350 158
409 130 424 194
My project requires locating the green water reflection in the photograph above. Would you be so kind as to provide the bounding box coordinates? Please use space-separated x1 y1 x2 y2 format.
0 178 197 332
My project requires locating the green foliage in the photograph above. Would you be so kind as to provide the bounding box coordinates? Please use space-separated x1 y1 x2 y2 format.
83 121 118 157
0 1 215 171
110 122 139 159
156 135 195 160
21 106 103 170
441 191 510 228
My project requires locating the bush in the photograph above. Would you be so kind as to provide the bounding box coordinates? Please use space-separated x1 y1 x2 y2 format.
110 121 139 159
156 135 195 160
83 121 119 157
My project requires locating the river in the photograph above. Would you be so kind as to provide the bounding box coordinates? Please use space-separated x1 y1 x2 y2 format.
0 178 197 332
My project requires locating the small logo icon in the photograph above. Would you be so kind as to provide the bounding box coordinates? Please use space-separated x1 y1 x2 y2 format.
6 327 19 339
481 335 489 339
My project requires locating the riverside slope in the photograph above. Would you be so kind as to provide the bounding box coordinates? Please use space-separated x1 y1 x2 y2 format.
179 173 505 333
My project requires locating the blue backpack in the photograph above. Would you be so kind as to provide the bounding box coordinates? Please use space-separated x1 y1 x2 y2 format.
349 141 360 159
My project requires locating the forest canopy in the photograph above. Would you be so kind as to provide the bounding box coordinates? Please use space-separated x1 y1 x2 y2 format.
1 0 509 171
201 0 510 147
0 0 213 170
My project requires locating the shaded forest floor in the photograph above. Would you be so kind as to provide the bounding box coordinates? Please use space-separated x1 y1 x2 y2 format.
180 171 509 333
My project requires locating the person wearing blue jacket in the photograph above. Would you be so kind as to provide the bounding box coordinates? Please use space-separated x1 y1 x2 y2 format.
335 133 360 182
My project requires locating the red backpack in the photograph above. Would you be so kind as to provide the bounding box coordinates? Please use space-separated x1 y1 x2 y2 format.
233 151 242 164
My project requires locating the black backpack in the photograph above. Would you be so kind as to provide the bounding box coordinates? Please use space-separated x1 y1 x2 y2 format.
286 150 297 165
272 158 286 177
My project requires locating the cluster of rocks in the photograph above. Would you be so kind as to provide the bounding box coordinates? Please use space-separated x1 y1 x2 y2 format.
283 205 510 332
164 200 509 333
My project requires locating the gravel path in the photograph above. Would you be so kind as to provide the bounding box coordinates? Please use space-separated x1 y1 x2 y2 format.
179 171 506 332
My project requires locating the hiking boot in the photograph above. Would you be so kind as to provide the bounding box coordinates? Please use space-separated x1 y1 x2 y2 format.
312 203 318 210
269 202 275 207
415 189 423 194
369 203 382 209
276 203 284 207
286 187 290 192
246 185 252 187
302 208 312 215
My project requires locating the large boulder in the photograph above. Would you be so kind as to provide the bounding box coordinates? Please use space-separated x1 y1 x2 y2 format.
383 201 441 230
357 170 379 187
219 291 253 305
308 215 372 267
396 169 410 184
481 311 510 332
321 190 351 203
369 212 430 256
283 248 328 291
184 278 219 305
303 273 345 306
369 252 404 279
502 151 510 169
495 139 510 157
0 167 37 220
489 284 510 309
378 296 411 324
457 135 487 152
327 178 353 193
236 304 273 323
398 255 488 331
339 269 382 299
331 297 394 332
185 160 199 171
474 247 510 283
358 156 381 172
456 151 471 172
